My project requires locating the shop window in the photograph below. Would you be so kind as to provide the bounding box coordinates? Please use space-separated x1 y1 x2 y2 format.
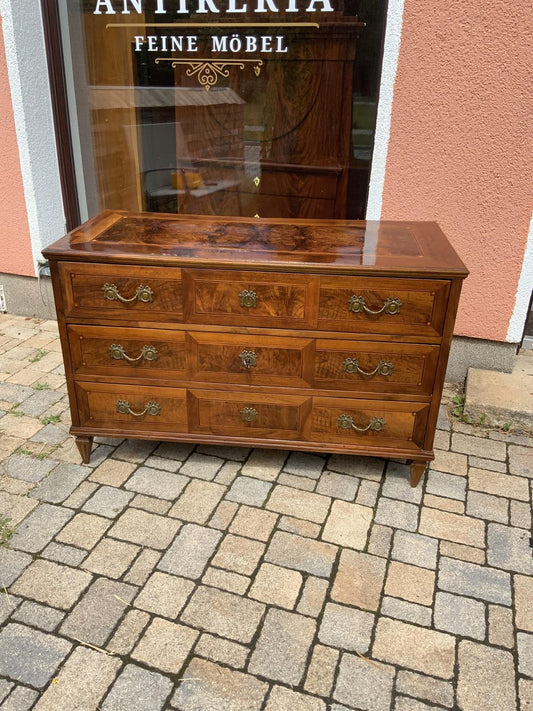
44 0 386 226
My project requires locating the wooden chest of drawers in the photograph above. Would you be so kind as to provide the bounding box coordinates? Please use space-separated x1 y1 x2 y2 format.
43 212 467 486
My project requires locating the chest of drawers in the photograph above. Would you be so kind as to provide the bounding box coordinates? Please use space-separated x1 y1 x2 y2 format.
43 211 467 486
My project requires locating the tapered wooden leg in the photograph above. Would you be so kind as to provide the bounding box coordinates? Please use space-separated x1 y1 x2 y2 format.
410 460 427 487
75 436 94 464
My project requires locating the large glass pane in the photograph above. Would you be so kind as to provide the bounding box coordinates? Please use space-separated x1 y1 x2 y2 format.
59 0 384 222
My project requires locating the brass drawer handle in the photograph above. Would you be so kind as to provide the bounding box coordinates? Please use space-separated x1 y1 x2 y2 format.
109 344 159 362
102 283 154 304
343 358 393 377
239 350 257 369
348 295 402 316
116 400 162 417
338 414 386 432
240 407 258 422
239 289 258 308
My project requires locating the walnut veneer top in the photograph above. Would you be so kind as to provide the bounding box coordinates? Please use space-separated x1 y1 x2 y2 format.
43 211 468 278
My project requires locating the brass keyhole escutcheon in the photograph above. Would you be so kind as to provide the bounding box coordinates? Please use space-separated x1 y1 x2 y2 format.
239 290 258 308
240 407 258 422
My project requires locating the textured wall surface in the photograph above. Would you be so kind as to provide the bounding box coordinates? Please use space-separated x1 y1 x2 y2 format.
0 17 33 277
381 0 532 341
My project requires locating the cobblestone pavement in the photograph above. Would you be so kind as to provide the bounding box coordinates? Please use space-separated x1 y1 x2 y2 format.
0 313 532 711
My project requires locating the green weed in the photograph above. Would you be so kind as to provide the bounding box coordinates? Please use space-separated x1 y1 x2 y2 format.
29 349 48 363
0 516 16 547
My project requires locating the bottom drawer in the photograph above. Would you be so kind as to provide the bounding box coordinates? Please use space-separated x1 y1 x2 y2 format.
75 382 187 432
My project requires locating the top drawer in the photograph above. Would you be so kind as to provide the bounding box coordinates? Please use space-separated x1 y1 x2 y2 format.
59 263 183 322
318 276 450 337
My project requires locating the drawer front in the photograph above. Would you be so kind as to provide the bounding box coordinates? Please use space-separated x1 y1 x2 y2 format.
188 389 311 440
312 340 439 395
59 262 183 321
75 382 187 432
307 397 429 450
188 332 312 387
318 276 449 337
183 269 318 329
68 325 186 380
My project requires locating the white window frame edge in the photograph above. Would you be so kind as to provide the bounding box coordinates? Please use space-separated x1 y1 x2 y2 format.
0 0 65 275
507 211 533 344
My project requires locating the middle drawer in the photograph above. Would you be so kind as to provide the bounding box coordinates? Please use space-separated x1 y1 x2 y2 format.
68 325 439 396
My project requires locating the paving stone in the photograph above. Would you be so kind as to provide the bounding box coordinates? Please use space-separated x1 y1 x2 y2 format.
469 468 530 501
0 623 72 688
169 479 226 523
467 491 509 523
297 576 329 617
226 475 273 506
182 585 265 643
130 493 171 515
171 657 267 710
124 466 188 500
214 460 240 486
0 382 34 403
0 685 39 710
356 479 381 507
11 601 64 632
229 504 277 541
334 652 395 711
394 697 448 710
124 548 161 585
458 640 517 710
178 452 224 480
55 512 110 549
0 414 44 439
319 602 374 653
11 559 92 610
438 556 511 604
468 455 507 473
439 540 485 564
195 633 249 669
89 458 137 486
316 470 359 500
419 508 485 547
431 448 468 476
0 680 14 704
509 444 533 478
488 604 515 647
153 441 195 461
0 592 21 625
134 571 194 618
208 500 239 530
31 423 69 446
33 646 122 711
304 643 339 697
278 471 316 491
112 438 158 463
202 566 250 594
82 485 135 518
6 454 57 482
60 578 137 645
249 562 303 608
434 591 485 639
516 574 533 632
519 679 533 711
62 481 99 508
375 497 419 531
101 663 173 711
240 448 287 481
487 522 533 574
373 618 456 679
396 670 454 708
132 617 199 674
144 455 182 472
249 608 316 684
383 463 423 501
452 433 506 460
322 500 372 548
211 533 265 575
381 596 432 626
83 537 140 578
284 451 326 480
278 515 321 538
107 609 150 655
331 549 386 611
434 429 450 449
265 686 326 710
0 492 39 527
367 524 393 557
265 531 337 577
426 470 467 500
41 542 87 566
328 454 385 481
158 523 221 578
385 561 435 606
197 444 251 461
29 463 89 503
0 548 32 587
109 508 181 549
518 632 533 677
511 500 532 529
392 530 438 569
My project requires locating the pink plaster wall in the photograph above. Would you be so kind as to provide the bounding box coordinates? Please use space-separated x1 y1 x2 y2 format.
0 18 34 277
381 1 532 341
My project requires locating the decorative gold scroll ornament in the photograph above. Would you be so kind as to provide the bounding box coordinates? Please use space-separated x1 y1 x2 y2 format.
155 57 263 90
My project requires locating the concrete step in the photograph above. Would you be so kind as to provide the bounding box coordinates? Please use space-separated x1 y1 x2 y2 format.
463 349 533 432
